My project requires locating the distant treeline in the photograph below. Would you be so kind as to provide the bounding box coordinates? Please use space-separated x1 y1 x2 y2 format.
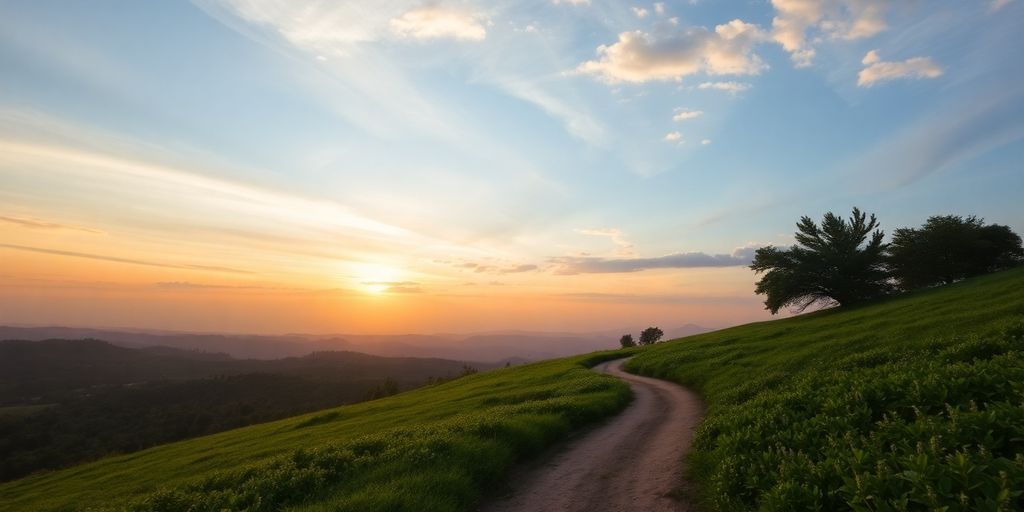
0 339 483 482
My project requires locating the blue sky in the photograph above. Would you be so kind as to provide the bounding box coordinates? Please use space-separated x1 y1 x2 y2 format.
0 0 1022 333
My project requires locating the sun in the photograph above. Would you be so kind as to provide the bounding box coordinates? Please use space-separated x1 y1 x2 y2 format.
364 282 389 294
353 263 402 295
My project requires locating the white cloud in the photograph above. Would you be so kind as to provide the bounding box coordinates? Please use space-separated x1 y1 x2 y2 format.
390 6 487 41
672 108 703 121
664 131 683 141
701 138 712 145
857 50 943 87
577 20 768 83
861 49 880 65
553 0 590 4
654 2 667 15
697 81 751 93
771 0 888 67
633 7 649 18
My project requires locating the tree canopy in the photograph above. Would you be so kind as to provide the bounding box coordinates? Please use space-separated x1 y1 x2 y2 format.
619 334 636 348
751 208 891 314
888 215 1023 290
639 327 664 345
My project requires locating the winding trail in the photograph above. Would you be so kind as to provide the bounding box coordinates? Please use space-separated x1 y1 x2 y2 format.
481 358 704 512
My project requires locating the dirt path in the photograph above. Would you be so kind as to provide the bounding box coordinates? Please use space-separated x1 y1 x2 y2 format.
480 358 704 512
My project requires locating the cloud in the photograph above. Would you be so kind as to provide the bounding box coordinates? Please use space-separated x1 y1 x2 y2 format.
771 0 888 67
450 260 540 275
672 109 703 121
575 228 635 256
654 2 667 15
664 131 683 141
847 87 1024 189
155 281 270 290
491 78 608 145
697 81 751 93
390 6 487 41
475 263 538 274
701 138 712 145
632 7 649 18
550 246 757 274
857 50 943 87
0 215 104 234
576 20 767 83
362 280 423 293
0 242 254 274
552 0 590 5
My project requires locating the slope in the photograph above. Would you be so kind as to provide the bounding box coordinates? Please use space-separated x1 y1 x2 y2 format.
0 351 633 511
627 267 1024 510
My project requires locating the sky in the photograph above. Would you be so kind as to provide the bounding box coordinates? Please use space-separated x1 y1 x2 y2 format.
1 0 1022 335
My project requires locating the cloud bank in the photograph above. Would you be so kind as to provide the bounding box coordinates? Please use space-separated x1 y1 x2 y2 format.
550 246 758 274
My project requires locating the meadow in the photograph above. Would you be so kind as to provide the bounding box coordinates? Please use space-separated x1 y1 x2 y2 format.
628 266 1024 510
0 351 633 511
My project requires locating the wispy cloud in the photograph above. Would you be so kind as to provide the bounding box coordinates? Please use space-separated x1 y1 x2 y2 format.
848 88 1024 189
575 228 635 256
443 260 540 275
0 243 254 274
362 280 423 293
0 215 104 234
550 246 757 274
697 81 751 93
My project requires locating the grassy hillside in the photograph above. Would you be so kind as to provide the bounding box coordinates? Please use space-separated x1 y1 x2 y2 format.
628 267 1024 511
0 351 633 512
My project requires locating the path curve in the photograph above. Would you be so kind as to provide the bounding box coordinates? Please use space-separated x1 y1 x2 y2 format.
481 358 704 512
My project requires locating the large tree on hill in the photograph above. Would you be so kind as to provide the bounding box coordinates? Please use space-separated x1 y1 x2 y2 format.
751 208 891 314
888 215 1023 290
619 334 636 348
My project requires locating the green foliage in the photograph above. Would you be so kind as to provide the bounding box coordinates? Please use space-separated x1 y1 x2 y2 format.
639 327 664 345
619 334 636 348
889 215 1023 290
751 208 891 314
0 342 490 483
627 267 1024 511
0 350 634 512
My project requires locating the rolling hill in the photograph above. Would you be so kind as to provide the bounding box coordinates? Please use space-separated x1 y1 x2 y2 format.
627 267 1024 510
1 268 1021 511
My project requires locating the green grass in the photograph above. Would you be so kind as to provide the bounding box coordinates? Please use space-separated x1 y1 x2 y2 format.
0 350 635 512
627 267 1024 511
0 404 54 418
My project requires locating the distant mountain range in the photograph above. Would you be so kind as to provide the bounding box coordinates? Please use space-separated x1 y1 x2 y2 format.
0 324 713 361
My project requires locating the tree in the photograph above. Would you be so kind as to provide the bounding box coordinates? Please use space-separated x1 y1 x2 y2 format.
639 327 663 345
888 215 1023 290
619 334 636 348
751 208 891 314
